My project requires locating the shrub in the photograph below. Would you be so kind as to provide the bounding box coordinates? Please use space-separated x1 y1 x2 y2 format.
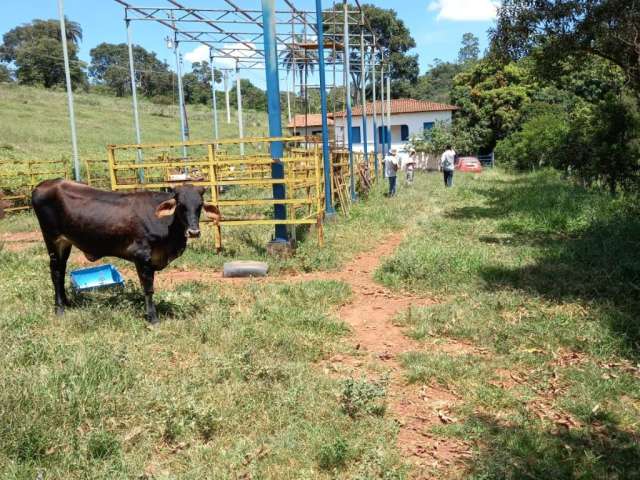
340 377 387 418
318 437 349 470
495 106 570 171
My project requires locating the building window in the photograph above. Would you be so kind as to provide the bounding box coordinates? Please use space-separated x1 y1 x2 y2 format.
423 122 435 132
400 125 410 141
351 126 361 144
377 126 390 143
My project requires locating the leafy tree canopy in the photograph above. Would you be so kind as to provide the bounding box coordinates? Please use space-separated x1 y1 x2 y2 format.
458 33 480 65
323 3 419 99
89 42 175 98
490 0 640 94
0 64 13 83
0 18 86 88
450 59 538 150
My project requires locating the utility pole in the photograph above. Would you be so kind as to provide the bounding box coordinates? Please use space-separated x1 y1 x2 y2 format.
57 0 80 181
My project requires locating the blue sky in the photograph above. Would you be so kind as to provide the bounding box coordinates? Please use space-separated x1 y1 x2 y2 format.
0 1 498 87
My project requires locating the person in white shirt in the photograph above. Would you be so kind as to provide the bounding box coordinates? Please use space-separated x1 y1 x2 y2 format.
440 145 456 187
405 149 417 185
384 149 400 196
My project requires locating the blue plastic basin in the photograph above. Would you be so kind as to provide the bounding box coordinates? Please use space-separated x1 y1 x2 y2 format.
70 264 125 291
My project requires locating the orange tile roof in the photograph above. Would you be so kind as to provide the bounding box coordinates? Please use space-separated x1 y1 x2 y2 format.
335 98 459 117
287 113 334 129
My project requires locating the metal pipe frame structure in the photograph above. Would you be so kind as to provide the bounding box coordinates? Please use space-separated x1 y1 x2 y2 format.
126 18 144 181
57 0 80 181
209 50 220 140
371 42 379 179
261 0 287 242
101 0 384 238
379 61 386 164
173 36 189 159
386 63 392 154
343 0 355 201
235 61 245 156
359 9 369 181
223 70 231 124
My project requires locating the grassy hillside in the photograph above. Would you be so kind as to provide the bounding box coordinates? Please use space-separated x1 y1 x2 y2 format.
0 84 268 163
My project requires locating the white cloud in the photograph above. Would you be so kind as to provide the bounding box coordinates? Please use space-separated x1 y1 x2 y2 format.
428 0 500 21
184 44 210 64
183 42 259 69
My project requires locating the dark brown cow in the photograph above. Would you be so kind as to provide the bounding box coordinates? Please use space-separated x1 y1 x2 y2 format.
32 179 218 323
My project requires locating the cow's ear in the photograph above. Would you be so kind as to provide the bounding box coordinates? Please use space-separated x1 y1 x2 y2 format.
195 186 206 197
155 198 177 218
203 204 221 224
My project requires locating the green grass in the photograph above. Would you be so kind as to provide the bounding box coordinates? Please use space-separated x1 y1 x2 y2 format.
0 83 268 163
0 254 407 478
378 169 640 479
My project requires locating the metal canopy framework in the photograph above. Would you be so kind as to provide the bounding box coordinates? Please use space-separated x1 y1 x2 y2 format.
57 0 388 240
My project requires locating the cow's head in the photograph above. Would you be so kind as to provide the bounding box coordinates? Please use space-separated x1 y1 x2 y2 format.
155 185 219 238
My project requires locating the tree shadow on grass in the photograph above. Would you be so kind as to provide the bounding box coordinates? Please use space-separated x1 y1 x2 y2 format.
460 413 640 479
448 172 640 358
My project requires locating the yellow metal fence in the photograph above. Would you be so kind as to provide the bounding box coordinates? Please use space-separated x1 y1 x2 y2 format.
0 159 68 212
107 136 325 249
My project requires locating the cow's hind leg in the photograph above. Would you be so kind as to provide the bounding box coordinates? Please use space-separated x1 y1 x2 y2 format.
135 262 158 324
44 237 72 316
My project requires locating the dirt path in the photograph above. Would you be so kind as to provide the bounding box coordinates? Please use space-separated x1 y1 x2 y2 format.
310 233 472 476
0 230 42 252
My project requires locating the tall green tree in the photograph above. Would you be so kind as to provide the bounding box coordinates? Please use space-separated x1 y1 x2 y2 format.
490 0 640 94
190 61 222 85
280 34 317 99
0 18 86 88
323 4 419 100
0 65 12 83
89 43 173 98
458 33 480 65
229 79 267 111
450 59 537 150
412 59 463 103
183 61 222 105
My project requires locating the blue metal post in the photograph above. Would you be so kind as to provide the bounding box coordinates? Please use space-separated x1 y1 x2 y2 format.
315 0 335 215
386 64 392 153
343 0 356 200
261 0 288 242
371 47 379 179
380 63 386 166
359 11 369 176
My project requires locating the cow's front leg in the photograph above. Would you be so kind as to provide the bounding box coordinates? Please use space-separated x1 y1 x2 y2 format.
58 244 72 307
45 239 71 315
135 261 158 324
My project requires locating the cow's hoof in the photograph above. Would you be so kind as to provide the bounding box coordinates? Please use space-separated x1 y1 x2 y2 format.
147 317 160 326
55 306 65 316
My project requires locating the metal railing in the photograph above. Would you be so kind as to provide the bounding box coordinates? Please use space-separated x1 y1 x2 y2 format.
107 136 325 249
0 159 69 212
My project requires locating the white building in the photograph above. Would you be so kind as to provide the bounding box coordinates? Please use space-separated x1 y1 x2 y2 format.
287 98 458 153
